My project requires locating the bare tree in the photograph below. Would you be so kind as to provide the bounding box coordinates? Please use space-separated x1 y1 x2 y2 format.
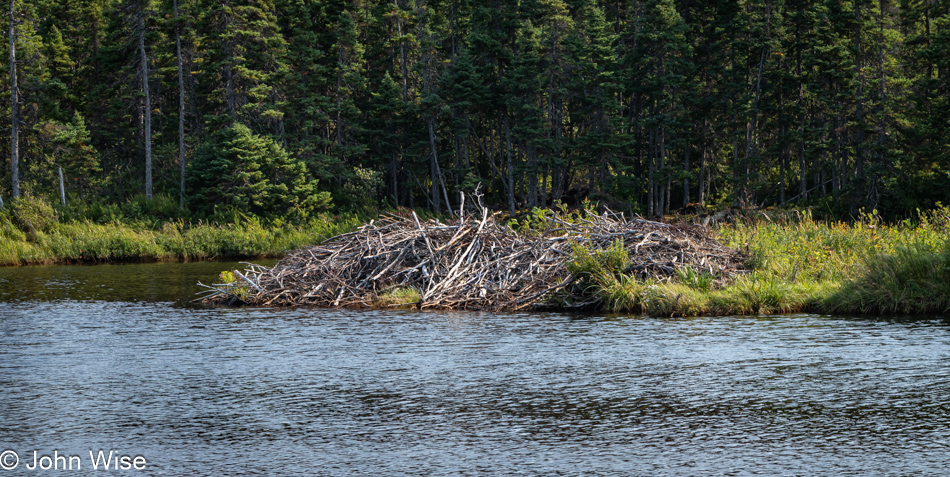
137 0 152 199
8 0 18 198
174 0 186 206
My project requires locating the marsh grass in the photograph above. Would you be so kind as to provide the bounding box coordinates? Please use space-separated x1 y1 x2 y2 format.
0 210 361 266
5 195 949 317
579 207 950 316
824 240 950 314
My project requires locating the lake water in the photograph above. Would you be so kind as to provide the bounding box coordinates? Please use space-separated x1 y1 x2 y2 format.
0 262 948 475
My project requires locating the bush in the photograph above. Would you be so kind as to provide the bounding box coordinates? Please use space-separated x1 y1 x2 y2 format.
566 239 630 289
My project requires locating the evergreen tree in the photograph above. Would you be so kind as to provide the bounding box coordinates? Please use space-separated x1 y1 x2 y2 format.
1 0 947 218
187 122 330 219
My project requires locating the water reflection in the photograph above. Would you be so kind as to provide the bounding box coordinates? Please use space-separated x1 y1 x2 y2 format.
0 260 276 304
0 264 949 475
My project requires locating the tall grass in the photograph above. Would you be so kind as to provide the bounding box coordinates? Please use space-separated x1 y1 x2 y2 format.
0 197 361 266
578 207 950 316
823 240 950 314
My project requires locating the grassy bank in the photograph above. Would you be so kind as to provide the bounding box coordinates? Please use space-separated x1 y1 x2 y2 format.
578 208 950 316
0 198 361 266
5 192 949 316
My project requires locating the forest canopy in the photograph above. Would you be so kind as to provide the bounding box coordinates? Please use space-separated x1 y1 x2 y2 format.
3 0 950 220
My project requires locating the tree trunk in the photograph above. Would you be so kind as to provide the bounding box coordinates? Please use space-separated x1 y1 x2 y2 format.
138 2 152 200
504 113 515 215
854 0 865 180
175 0 186 207
780 140 787 205
225 41 235 116
876 0 886 181
799 112 806 199
527 142 538 209
732 112 739 208
395 0 408 102
779 106 786 205
699 119 707 206
552 97 564 201
336 45 344 152
8 0 18 198
647 127 655 217
683 140 690 208
798 28 807 201
659 126 666 215
743 48 766 205
58 166 65 205
427 115 443 214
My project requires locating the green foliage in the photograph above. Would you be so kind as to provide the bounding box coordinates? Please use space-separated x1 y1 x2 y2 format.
0 195 362 265
340 167 384 214
567 239 629 283
564 239 632 309
6 0 950 294
11 194 57 235
121 194 185 223
4 0 950 220
825 240 950 314
57 194 185 225
187 123 331 221
507 207 555 234
216 270 251 298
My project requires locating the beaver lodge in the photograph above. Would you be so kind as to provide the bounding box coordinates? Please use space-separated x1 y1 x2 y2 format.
199 207 747 311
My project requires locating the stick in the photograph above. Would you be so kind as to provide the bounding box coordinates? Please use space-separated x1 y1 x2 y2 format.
233 269 263 293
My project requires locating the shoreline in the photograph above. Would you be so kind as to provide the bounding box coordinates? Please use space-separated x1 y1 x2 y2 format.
4 208 948 317
202 208 950 316
0 216 361 267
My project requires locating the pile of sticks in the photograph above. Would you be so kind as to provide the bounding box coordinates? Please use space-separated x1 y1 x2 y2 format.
199 207 746 311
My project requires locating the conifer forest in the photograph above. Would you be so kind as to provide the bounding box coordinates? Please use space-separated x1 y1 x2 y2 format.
4 0 950 220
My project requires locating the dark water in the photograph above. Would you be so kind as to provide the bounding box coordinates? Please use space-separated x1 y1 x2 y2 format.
0 263 949 475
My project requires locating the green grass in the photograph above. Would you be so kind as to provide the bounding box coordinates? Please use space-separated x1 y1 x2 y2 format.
823 240 950 314
0 203 361 266
579 207 950 316
374 287 422 308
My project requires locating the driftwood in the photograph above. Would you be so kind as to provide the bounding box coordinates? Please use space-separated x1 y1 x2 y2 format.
199 206 746 311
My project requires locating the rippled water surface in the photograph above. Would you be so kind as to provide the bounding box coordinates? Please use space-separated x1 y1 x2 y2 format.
1 263 949 475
